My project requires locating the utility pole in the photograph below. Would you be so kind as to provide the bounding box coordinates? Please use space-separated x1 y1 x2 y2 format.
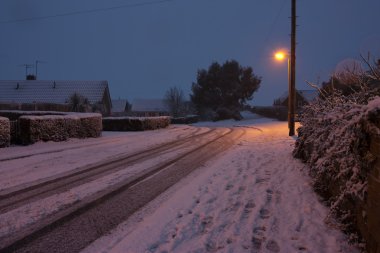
288 0 297 136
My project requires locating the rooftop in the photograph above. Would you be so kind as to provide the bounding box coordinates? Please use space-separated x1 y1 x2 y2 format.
0 80 109 104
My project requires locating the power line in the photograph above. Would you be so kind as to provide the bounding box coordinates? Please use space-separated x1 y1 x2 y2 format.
0 0 175 24
263 0 287 45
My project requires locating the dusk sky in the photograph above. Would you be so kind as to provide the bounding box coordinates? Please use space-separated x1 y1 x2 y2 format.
0 0 379 105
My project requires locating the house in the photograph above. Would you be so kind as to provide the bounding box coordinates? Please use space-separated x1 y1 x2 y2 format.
111 99 131 115
273 89 318 109
131 98 168 116
0 80 112 115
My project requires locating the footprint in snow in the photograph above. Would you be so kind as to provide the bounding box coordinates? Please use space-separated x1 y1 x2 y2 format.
224 201 241 213
245 200 256 209
253 226 266 236
225 183 234 190
255 178 269 184
266 240 280 252
266 189 273 202
259 208 270 219
297 246 308 251
251 236 264 250
200 216 213 233
205 240 217 252
207 196 217 204
235 186 246 195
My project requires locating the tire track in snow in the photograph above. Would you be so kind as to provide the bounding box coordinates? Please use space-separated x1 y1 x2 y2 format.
0 128 217 213
0 128 244 253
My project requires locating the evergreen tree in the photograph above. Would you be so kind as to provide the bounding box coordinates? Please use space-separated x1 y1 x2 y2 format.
190 60 261 120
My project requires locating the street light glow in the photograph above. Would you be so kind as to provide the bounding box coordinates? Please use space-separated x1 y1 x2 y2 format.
274 51 286 61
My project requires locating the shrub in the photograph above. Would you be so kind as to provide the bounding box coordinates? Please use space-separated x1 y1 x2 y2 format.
293 85 380 242
171 115 200 124
18 113 102 144
102 116 170 131
0 117 10 148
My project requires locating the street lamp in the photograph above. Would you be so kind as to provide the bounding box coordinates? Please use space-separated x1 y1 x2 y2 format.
274 50 295 136
274 52 286 61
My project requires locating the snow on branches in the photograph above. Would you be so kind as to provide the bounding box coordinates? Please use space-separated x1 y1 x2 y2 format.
293 84 380 243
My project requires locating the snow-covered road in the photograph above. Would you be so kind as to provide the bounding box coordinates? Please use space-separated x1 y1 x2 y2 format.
81 116 359 253
1 125 237 251
0 114 359 253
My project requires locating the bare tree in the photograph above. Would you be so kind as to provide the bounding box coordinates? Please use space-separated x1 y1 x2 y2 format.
318 56 380 97
332 59 365 86
360 54 380 81
164 87 185 117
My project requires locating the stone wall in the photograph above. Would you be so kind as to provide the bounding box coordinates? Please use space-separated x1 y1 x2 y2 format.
0 117 10 148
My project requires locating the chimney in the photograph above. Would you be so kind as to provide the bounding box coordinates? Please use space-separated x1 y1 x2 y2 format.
26 74 36 80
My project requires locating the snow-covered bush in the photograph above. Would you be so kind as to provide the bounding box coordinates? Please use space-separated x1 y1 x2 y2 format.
0 116 10 148
294 84 380 243
18 113 102 144
171 115 199 124
102 116 170 131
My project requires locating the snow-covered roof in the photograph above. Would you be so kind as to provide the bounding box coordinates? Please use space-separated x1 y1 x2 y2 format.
132 99 167 112
277 91 289 104
0 80 110 104
111 99 129 113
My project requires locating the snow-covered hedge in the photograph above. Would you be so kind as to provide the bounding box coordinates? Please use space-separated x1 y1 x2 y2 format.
18 113 102 144
0 116 10 148
294 91 380 246
102 116 170 131
0 110 66 121
171 115 200 124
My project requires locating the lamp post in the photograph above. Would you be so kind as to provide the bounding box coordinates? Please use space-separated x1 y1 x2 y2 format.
274 51 295 136
274 0 297 136
289 0 297 136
